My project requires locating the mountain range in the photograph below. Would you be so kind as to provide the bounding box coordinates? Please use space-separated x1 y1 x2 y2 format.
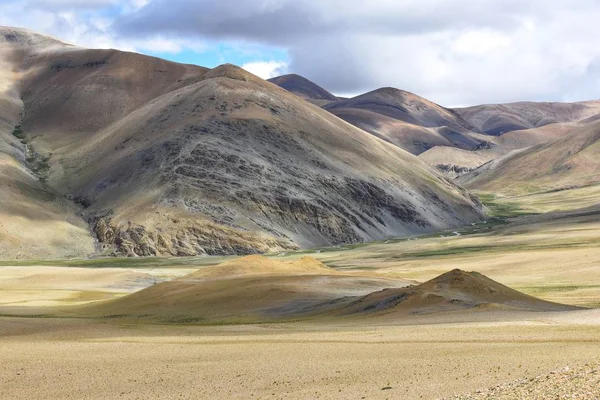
0 27 483 259
2 26 600 260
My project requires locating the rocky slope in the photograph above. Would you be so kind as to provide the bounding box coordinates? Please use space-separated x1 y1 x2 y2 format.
0 27 485 259
418 146 495 179
447 363 600 400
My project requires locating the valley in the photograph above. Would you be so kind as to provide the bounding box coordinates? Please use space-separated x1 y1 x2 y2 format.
1 25 599 400
2 189 600 399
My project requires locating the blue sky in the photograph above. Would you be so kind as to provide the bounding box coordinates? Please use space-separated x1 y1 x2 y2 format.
2 0 600 106
147 45 289 74
0 0 292 79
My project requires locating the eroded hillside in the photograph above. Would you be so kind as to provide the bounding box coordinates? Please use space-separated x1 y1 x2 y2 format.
0 27 95 259
0 27 484 259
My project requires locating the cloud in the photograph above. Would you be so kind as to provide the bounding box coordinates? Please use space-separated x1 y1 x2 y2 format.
242 61 287 79
3 0 600 106
0 0 205 57
113 0 600 106
25 0 118 9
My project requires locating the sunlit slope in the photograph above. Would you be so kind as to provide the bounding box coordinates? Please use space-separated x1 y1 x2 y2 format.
0 28 484 258
461 119 600 195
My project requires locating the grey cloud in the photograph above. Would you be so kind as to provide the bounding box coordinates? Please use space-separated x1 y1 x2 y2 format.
116 0 326 42
114 0 600 105
25 0 117 10
116 0 531 42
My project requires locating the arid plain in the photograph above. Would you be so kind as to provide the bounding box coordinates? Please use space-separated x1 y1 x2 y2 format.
2 191 600 399
1 26 600 399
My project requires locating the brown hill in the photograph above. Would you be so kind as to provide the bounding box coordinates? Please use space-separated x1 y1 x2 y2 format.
335 269 578 317
455 100 600 136
325 88 476 130
491 121 581 151
80 255 411 323
323 87 484 154
326 107 483 155
0 27 484 259
268 73 338 105
418 146 496 178
186 255 335 279
460 119 600 195
416 101 600 174
80 264 576 323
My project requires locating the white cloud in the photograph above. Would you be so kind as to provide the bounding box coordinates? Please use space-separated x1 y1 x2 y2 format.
113 0 600 106
452 30 512 56
130 0 149 9
25 0 118 9
4 0 600 105
241 61 287 79
0 0 206 58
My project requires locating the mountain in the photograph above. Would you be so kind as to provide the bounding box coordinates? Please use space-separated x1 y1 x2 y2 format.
418 146 495 179
270 74 600 174
323 87 484 155
0 27 484 259
325 87 475 130
269 76 488 155
267 73 338 105
455 100 600 136
460 118 600 195
490 121 583 151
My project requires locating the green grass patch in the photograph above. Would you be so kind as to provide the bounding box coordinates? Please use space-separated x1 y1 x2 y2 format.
396 245 498 258
477 192 536 219
392 239 600 260
11 125 27 144
10 125 51 183
519 285 600 294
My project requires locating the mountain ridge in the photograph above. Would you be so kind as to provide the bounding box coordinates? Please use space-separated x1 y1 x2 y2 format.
460 118 600 195
0 27 484 259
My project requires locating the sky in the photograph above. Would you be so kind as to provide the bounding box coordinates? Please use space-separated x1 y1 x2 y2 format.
1 0 600 106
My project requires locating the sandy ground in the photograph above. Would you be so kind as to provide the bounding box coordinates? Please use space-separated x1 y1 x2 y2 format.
0 266 194 312
0 191 598 399
1 315 599 400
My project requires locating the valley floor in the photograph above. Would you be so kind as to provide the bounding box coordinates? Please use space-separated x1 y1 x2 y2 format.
1 315 599 400
1 189 600 399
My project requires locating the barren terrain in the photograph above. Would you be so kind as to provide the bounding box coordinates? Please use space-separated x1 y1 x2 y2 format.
0 26 483 259
2 26 600 400
1 189 600 398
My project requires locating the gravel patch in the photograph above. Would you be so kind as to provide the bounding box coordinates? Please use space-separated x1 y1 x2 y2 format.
446 362 600 400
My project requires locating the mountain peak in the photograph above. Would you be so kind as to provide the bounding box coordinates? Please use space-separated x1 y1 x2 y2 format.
336 268 578 317
202 63 263 83
0 26 71 48
418 269 506 293
268 73 338 101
